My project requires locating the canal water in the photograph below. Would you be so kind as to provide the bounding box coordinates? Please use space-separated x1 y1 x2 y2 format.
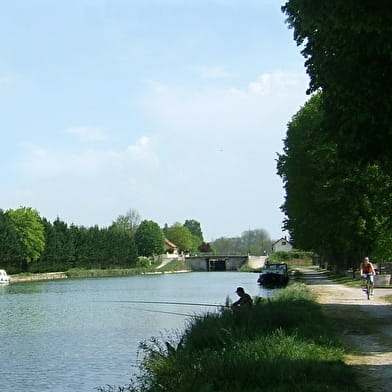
0 271 275 392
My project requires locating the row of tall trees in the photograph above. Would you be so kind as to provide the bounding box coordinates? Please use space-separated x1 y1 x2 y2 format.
0 206 213 274
0 207 138 274
0 204 275 273
278 1 392 269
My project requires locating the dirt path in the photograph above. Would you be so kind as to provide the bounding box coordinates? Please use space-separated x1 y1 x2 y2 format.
300 268 392 392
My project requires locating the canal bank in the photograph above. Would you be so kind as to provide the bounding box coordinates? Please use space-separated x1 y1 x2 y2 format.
0 271 264 392
8 256 263 284
110 282 360 392
10 271 68 283
299 267 392 392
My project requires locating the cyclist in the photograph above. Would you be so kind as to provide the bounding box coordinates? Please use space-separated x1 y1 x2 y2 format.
360 257 376 295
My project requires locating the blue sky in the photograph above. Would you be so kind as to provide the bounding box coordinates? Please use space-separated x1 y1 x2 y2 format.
0 0 309 242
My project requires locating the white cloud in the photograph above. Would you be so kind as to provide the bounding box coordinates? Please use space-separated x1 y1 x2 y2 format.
126 136 160 168
9 72 308 240
141 70 309 135
248 71 304 95
65 126 109 142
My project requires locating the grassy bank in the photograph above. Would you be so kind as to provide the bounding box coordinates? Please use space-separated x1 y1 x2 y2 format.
99 284 362 392
10 259 191 282
66 259 191 278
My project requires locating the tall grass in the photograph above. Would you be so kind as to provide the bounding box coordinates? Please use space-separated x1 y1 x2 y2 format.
66 259 190 279
98 283 362 392
65 267 155 279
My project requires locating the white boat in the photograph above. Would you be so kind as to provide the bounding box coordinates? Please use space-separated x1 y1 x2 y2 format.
0 269 10 284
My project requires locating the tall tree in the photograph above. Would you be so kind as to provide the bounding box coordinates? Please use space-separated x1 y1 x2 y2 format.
277 93 392 268
32 217 74 272
183 219 203 241
241 229 271 255
165 223 193 253
113 208 141 237
211 229 272 256
6 207 45 268
134 220 164 257
105 224 138 267
0 209 24 272
282 1 392 166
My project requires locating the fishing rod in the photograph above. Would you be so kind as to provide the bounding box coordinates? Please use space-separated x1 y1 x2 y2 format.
105 300 230 308
129 306 199 317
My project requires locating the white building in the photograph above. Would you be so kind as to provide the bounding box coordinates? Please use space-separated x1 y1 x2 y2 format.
272 237 293 253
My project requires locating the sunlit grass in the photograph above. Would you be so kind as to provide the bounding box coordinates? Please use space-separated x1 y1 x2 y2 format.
65 267 154 278
156 259 191 272
98 283 362 392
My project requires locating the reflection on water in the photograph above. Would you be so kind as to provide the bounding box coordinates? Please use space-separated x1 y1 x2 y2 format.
0 272 275 392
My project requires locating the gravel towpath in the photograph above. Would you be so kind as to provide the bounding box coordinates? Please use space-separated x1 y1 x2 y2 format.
300 268 392 392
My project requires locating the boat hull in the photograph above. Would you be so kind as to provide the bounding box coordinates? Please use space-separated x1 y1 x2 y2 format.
257 263 289 287
257 272 289 287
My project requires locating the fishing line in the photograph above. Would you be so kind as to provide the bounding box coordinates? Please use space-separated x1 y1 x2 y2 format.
128 306 201 317
105 300 229 308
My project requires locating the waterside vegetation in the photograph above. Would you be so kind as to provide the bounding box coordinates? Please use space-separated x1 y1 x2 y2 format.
99 284 362 392
278 2 392 271
10 258 191 282
0 206 275 276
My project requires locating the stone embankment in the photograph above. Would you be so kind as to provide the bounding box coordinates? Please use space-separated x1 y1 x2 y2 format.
10 272 68 283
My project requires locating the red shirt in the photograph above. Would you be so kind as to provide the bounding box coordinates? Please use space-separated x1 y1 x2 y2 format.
362 263 373 273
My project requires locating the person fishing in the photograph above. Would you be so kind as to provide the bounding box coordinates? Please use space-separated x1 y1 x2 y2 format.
231 287 253 308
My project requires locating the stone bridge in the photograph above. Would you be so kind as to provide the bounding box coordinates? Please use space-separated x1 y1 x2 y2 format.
184 255 266 271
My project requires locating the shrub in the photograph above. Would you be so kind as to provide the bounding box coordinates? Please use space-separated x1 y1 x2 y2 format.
136 256 152 268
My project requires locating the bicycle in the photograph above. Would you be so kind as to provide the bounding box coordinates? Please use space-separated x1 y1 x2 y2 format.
361 273 374 300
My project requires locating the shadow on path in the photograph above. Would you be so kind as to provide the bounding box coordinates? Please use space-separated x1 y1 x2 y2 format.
299 267 392 392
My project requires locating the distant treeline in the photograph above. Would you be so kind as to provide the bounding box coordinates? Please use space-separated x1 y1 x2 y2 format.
0 206 276 274
0 208 137 274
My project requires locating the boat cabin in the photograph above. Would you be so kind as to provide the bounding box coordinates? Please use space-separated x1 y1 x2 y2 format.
0 269 10 284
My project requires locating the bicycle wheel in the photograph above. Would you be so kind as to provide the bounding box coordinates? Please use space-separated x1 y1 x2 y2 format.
366 279 371 300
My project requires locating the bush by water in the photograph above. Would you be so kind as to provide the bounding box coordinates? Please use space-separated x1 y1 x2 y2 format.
99 284 362 392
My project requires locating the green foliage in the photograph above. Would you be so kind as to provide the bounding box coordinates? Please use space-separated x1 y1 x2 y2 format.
183 219 203 241
109 284 358 392
134 220 165 257
35 217 76 272
0 206 210 274
0 209 25 272
282 1 392 165
165 223 193 252
6 207 45 266
269 251 313 263
277 92 392 269
113 208 141 237
212 229 272 255
3 213 138 274
278 2 392 268
66 267 150 279
136 256 152 268
157 258 190 272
